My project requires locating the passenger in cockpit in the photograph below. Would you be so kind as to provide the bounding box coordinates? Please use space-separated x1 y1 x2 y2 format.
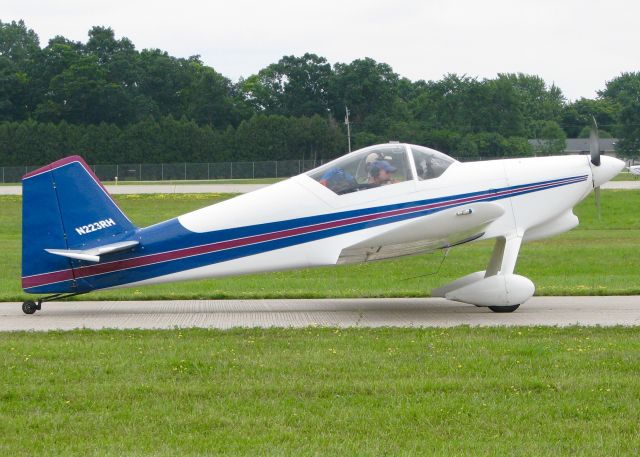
319 167 357 194
368 160 397 187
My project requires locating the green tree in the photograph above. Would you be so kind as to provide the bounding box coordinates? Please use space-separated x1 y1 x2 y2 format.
32 36 84 119
599 72 640 157
136 49 191 119
0 57 23 120
530 120 567 155
37 55 113 124
240 53 332 117
495 73 565 136
85 27 156 124
329 58 400 125
482 77 526 137
561 97 617 138
234 114 292 160
0 20 41 120
0 20 40 68
184 61 239 128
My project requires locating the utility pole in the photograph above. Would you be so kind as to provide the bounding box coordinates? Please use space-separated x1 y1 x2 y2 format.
344 106 351 153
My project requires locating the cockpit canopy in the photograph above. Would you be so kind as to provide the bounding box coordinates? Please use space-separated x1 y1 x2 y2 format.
307 143 457 195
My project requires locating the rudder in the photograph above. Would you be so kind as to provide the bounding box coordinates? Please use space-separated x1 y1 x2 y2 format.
22 156 137 293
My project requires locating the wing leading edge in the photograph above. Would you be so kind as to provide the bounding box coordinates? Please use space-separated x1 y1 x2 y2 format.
337 201 505 264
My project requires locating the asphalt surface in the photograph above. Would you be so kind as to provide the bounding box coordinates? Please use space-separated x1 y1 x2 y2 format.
1 296 639 331
601 181 640 189
1 180 638 195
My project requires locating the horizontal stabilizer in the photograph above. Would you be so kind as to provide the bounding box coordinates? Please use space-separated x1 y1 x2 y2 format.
45 240 139 263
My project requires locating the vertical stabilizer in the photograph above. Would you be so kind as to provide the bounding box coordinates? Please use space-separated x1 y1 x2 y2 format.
21 156 137 293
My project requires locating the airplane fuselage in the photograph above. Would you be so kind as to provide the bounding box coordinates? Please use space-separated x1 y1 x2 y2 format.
23 153 596 294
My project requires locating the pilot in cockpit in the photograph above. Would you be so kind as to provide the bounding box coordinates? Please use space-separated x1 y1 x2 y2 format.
368 160 397 187
363 152 380 180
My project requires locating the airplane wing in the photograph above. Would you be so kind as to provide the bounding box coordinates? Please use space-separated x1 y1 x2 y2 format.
338 201 504 263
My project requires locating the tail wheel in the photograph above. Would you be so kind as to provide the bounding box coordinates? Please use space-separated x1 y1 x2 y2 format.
488 304 520 313
22 301 38 315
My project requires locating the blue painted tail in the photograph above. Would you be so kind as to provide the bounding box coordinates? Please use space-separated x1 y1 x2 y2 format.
22 156 138 293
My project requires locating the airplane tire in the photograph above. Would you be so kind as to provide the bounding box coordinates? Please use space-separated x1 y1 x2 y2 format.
488 304 520 313
22 300 37 315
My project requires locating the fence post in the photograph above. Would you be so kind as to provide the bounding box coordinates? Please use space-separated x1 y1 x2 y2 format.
275 161 278 178
230 162 233 179
207 163 210 180
116 164 119 181
1 167 3 184
161 163 164 181
298 160 301 174
184 162 187 180
139 164 142 181
252 162 255 179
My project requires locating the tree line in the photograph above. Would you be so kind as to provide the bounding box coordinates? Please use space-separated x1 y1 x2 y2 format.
0 115 343 166
1 19 639 167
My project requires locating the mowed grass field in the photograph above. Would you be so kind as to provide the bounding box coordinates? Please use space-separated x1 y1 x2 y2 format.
1 327 639 456
1 190 639 301
2 192 639 456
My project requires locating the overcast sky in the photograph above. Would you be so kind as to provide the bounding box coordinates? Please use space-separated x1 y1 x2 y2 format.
4 0 638 101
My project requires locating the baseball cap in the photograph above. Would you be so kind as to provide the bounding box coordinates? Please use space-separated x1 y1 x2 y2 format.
371 160 397 173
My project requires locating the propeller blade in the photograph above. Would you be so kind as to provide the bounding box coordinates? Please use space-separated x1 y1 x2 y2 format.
595 186 601 220
590 116 600 166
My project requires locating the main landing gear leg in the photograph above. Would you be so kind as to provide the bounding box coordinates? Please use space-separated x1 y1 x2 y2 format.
485 234 525 313
21 293 84 315
432 232 533 313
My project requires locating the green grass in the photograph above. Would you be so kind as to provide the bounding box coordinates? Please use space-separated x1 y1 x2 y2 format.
1 190 639 301
0 327 639 456
612 171 639 181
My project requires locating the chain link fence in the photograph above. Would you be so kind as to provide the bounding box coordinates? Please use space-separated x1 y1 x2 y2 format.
0 159 325 183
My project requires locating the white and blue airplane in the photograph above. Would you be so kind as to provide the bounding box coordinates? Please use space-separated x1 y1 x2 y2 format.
20 138 624 314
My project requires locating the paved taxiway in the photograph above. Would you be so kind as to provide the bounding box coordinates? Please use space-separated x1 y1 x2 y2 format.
1 296 638 331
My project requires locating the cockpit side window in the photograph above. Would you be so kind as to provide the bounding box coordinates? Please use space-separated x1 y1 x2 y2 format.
308 145 410 195
411 145 456 180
